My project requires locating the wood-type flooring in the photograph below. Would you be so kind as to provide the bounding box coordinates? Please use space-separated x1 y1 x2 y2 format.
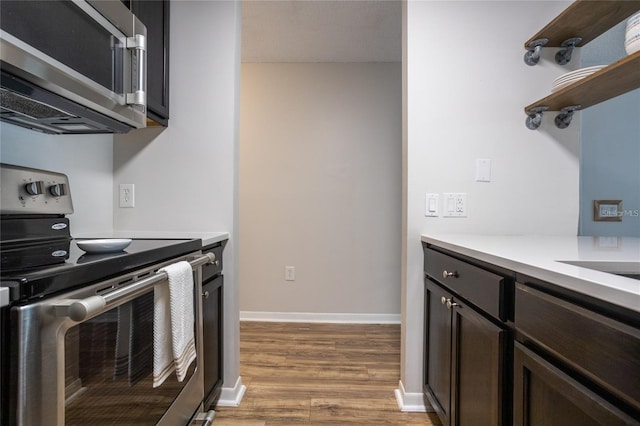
213 322 442 425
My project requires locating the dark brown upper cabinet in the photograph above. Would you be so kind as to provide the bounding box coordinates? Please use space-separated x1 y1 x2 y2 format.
125 0 170 127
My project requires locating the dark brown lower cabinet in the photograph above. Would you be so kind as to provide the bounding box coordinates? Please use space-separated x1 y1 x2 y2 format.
513 282 640 425
424 242 640 426
424 280 452 424
513 342 637 425
424 279 509 426
202 275 223 409
201 243 225 409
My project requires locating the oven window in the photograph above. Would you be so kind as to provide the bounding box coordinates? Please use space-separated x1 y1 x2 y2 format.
64 292 195 425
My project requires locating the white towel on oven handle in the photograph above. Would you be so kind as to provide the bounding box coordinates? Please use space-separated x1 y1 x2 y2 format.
152 261 197 388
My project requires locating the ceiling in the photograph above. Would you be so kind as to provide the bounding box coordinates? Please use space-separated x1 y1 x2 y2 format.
241 0 402 63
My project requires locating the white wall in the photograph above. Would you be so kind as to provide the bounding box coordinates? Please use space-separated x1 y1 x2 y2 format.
239 63 401 320
0 124 113 233
112 0 242 400
402 0 578 402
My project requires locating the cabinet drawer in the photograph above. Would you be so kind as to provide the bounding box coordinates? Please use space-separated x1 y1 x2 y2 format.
515 283 640 413
202 244 223 281
424 248 508 321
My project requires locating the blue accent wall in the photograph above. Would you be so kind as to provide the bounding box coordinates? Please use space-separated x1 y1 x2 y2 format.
579 22 640 236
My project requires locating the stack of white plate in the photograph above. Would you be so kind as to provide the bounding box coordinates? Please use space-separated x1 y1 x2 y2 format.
551 65 607 93
626 11 640 55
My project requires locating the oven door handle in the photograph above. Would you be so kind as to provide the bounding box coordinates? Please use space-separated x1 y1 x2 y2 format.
51 252 216 322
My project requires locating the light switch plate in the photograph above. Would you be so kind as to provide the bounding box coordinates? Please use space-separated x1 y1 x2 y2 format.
425 193 439 217
476 159 491 182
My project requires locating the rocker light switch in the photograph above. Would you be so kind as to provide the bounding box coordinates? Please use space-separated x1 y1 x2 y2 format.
425 193 439 217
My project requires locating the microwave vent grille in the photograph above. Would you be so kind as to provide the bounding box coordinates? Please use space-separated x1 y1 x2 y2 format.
1 88 75 120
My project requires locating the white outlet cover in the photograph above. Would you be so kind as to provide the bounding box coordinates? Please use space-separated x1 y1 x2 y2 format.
285 266 295 281
119 183 135 208
443 193 467 217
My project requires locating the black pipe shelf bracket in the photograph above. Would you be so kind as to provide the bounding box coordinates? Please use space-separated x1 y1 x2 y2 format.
555 37 582 65
554 105 581 129
525 106 549 130
524 38 549 66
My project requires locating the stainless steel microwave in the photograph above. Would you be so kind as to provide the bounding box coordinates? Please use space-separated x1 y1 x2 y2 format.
0 0 147 134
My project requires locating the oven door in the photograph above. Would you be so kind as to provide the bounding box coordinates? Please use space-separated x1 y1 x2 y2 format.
7 254 205 425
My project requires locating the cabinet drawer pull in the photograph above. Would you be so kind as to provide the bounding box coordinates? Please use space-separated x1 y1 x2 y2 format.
442 270 458 279
440 296 459 310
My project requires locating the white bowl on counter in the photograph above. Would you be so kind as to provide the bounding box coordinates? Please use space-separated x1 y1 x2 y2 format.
76 238 132 254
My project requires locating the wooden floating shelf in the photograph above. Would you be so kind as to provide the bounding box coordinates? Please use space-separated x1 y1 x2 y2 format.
525 51 640 113
525 0 640 48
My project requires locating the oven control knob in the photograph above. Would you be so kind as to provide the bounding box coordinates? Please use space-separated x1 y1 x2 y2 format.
25 181 44 196
49 183 67 197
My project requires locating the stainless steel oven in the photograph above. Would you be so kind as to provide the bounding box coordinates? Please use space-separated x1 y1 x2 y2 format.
0 164 217 425
9 253 211 425
0 0 147 133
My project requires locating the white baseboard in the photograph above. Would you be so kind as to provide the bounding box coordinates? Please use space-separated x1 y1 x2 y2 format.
395 380 433 412
215 376 246 407
240 311 401 324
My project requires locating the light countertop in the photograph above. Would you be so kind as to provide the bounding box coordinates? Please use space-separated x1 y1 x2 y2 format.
75 231 229 248
0 287 8 308
421 234 640 313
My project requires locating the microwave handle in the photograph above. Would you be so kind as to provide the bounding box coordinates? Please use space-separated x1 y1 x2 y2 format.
126 34 146 107
51 252 216 322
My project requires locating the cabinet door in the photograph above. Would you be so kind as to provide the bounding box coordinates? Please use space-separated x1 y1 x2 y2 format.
513 342 637 426
202 275 224 408
424 279 452 425
451 298 507 426
129 0 170 125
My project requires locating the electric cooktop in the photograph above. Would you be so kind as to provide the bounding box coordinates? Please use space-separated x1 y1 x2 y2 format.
1 238 202 302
